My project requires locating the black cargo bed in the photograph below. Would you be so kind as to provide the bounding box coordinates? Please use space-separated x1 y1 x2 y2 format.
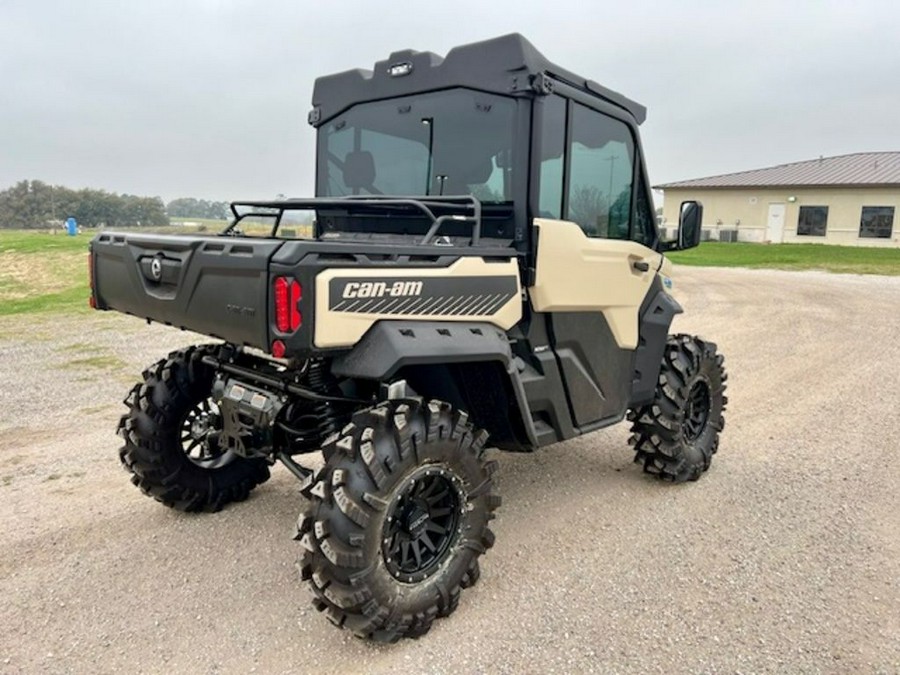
91 232 284 349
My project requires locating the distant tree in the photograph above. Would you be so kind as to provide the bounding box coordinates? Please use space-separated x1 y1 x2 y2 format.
568 185 609 236
166 197 229 220
0 179 170 229
0 180 56 228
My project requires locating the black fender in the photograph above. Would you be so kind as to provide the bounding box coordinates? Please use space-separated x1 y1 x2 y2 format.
331 321 539 448
630 289 684 406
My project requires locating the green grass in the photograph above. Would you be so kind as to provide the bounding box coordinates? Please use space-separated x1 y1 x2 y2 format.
0 230 91 316
0 229 92 254
0 226 222 317
668 242 900 276
59 355 127 370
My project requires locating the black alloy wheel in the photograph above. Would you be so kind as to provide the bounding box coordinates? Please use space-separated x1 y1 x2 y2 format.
382 467 463 583
180 397 236 469
682 380 712 442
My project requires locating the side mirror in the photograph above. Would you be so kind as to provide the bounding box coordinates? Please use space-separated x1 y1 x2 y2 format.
676 200 703 250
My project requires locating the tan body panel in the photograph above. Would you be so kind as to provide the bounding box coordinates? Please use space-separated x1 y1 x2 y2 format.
314 257 522 348
528 218 662 349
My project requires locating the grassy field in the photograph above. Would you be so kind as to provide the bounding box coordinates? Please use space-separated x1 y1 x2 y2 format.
2 231 899 317
0 230 92 315
668 242 900 276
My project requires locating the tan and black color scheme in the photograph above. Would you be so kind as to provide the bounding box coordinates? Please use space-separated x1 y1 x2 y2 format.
313 256 522 348
91 34 727 643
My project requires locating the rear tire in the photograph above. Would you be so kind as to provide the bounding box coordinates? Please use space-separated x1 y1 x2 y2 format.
118 345 270 512
296 399 500 642
628 334 727 482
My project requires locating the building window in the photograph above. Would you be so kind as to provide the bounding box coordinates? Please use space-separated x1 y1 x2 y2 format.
859 206 894 238
797 206 828 236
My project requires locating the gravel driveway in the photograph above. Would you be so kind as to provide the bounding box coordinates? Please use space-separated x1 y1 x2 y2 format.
1 266 898 674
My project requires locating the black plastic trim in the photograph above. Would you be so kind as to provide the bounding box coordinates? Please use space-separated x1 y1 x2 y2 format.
630 284 683 406
330 320 538 447
332 321 509 380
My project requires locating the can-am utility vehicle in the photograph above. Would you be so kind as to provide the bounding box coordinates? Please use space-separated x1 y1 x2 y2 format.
90 33 727 642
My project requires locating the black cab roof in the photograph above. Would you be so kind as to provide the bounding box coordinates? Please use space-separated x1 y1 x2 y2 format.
309 33 646 127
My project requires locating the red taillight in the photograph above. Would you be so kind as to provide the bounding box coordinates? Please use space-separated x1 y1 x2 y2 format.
274 277 290 332
290 278 302 329
273 276 302 333
271 339 286 358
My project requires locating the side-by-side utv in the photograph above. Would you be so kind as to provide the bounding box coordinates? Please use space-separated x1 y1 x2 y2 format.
90 33 727 642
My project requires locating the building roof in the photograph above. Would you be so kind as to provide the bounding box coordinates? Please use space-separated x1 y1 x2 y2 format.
655 152 900 190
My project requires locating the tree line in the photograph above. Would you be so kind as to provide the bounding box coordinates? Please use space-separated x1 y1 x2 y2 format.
0 180 231 229
166 197 230 221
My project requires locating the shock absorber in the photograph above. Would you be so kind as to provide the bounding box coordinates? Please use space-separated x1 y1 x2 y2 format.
276 359 349 454
306 359 342 443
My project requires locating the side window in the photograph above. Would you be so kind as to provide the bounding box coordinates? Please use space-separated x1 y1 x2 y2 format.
632 171 656 247
537 95 566 219
859 206 894 238
566 103 634 239
797 206 828 236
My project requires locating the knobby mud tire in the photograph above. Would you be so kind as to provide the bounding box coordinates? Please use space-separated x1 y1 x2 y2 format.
297 399 500 642
629 334 727 482
117 345 270 512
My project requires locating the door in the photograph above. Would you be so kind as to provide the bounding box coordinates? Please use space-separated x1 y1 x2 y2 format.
767 203 786 242
529 220 660 427
528 100 662 428
530 220 659 349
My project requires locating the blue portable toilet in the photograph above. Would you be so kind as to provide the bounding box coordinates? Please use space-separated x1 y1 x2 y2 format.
66 217 77 236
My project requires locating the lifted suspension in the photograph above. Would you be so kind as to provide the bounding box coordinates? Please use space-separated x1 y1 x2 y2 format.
200 352 368 481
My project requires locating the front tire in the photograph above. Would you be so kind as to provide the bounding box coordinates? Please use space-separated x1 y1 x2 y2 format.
118 345 270 512
629 334 727 482
296 399 500 642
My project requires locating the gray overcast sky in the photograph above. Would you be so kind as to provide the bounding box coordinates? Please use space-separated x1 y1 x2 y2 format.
2 0 899 203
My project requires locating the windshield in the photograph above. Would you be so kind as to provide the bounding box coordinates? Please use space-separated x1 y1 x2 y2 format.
317 89 517 202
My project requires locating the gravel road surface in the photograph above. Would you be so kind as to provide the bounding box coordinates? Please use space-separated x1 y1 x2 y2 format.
1 266 898 674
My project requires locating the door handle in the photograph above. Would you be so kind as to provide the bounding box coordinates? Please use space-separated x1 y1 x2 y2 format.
632 260 650 272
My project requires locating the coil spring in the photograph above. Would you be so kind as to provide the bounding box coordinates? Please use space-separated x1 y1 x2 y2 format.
306 359 343 443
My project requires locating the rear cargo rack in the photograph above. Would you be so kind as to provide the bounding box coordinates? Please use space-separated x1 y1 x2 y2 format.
226 195 483 246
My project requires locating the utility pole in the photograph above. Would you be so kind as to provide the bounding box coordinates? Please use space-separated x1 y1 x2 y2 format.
422 117 434 196
604 155 617 199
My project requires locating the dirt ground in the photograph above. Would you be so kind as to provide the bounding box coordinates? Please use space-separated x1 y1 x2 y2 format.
1 266 898 674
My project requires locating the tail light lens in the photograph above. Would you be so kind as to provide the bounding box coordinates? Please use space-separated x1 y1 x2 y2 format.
274 276 302 333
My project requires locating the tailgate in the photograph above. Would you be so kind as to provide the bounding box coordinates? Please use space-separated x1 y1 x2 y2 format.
91 232 284 349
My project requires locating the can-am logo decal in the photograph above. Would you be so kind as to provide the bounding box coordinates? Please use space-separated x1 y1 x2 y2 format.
341 280 423 299
328 275 518 317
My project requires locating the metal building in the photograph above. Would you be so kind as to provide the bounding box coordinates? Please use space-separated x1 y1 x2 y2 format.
656 152 900 247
